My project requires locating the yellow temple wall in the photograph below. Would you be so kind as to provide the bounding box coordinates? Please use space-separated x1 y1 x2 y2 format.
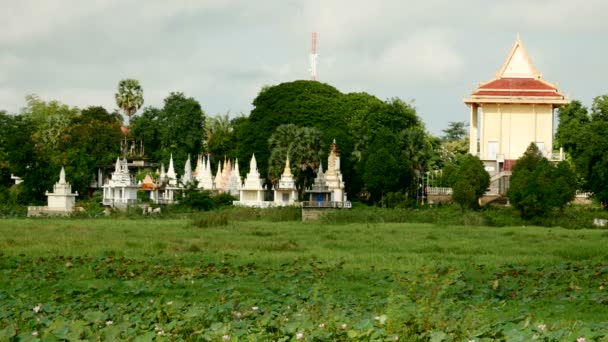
480 103 553 160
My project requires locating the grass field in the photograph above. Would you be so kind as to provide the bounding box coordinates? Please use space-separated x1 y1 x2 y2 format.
1 218 608 340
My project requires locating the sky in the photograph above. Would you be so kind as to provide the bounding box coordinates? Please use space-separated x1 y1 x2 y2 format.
2 0 608 135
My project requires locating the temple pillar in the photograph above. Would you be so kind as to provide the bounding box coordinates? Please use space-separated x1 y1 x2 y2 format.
469 104 478 155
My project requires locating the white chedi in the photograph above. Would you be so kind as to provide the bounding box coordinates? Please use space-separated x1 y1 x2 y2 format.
181 155 193 186
46 167 78 210
166 154 177 186
274 156 297 206
199 156 214 190
227 158 241 197
102 157 138 208
235 154 269 207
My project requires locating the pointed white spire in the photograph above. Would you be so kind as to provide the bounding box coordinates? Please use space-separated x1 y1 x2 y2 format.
182 155 193 185
114 157 121 173
59 167 66 184
199 155 214 190
214 160 222 190
233 158 240 179
250 154 258 172
160 163 166 181
194 154 203 178
227 158 242 196
167 154 177 186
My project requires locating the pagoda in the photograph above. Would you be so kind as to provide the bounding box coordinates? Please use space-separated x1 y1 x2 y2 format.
273 156 298 206
226 158 241 197
234 154 269 207
199 156 214 190
28 167 79 216
324 139 347 203
102 158 138 208
464 36 569 172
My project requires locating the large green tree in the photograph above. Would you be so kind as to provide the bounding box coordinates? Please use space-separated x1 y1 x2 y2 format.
61 106 123 195
115 79 143 125
156 92 206 171
560 96 608 207
508 144 577 218
360 129 413 204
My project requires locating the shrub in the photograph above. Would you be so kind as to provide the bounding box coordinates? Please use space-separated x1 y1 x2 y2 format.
452 154 490 210
508 144 577 219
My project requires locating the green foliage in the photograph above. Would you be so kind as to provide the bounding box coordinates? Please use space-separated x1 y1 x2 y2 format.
361 129 413 203
115 79 143 124
156 92 206 171
129 107 162 160
63 106 123 195
452 154 490 210
556 100 589 154
509 144 577 219
205 113 237 160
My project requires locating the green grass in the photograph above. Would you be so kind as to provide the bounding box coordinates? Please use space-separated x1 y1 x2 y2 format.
1 218 608 340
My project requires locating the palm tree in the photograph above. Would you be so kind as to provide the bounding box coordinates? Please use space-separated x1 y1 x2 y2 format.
268 124 323 194
115 79 144 126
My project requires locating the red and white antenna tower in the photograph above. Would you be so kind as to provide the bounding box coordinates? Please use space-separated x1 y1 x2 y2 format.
309 32 318 80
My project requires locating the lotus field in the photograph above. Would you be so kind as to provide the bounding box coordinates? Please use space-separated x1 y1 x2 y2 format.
1 218 608 341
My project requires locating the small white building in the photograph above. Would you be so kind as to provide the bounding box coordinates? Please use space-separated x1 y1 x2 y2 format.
234 154 270 207
274 157 298 206
28 167 79 216
102 157 138 209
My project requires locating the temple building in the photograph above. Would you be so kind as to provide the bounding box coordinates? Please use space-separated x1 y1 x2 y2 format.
28 167 79 216
464 37 569 193
273 157 298 206
102 158 138 209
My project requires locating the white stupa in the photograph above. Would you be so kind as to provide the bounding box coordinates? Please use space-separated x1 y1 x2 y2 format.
199 156 214 190
102 158 138 209
181 155 193 186
166 154 178 186
274 156 298 206
325 139 347 203
227 158 241 197
234 154 269 207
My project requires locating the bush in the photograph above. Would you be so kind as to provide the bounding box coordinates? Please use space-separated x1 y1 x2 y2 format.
452 154 490 210
508 144 577 219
